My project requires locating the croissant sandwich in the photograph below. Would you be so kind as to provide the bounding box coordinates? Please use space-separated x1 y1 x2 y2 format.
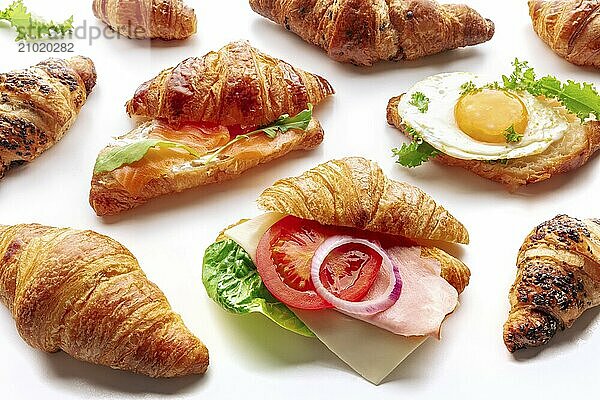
504 215 600 352
89 41 333 216
0 224 208 377
249 0 495 66
202 157 470 384
529 0 600 68
92 0 197 40
0 56 96 179
387 60 600 190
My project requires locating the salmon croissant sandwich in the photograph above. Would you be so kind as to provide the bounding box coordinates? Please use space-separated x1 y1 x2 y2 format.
202 157 470 384
89 41 334 216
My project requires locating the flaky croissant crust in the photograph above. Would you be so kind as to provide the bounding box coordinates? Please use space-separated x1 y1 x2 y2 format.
92 0 197 40
529 0 600 67
504 215 600 352
257 157 469 244
249 0 495 66
0 224 208 377
0 56 96 178
125 41 334 127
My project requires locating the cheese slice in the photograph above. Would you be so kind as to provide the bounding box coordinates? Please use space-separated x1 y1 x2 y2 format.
223 213 429 384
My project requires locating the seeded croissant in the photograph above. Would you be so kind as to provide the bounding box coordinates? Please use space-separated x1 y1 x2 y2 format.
0 56 96 178
0 224 209 377
529 0 600 68
504 215 600 352
92 0 197 40
249 0 495 66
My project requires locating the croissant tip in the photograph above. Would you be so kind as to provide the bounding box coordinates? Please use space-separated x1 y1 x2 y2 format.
67 55 97 96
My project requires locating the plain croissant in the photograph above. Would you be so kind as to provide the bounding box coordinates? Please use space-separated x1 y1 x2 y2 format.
0 56 96 179
0 224 209 377
257 157 469 244
125 40 335 127
529 0 600 68
504 215 600 352
249 0 495 66
92 0 197 40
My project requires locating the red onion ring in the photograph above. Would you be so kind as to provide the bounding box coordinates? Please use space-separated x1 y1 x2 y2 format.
310 236 402 315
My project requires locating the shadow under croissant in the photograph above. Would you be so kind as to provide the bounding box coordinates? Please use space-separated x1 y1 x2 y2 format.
41 352 207 394
511 307 600 361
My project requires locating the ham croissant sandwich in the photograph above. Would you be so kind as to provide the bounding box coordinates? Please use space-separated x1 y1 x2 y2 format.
0 224 208 377
249 0 495 66
89 41 334 216
202 157 470 384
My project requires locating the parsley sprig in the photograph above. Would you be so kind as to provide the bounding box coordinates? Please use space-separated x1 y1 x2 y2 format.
392 125 439 167
504 125 523 143
409 92 430 113
0 0 73 41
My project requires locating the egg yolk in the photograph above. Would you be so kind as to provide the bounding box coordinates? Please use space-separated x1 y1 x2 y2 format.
455 89 529 143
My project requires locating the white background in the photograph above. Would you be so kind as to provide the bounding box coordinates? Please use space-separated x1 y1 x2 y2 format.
0 0 598 398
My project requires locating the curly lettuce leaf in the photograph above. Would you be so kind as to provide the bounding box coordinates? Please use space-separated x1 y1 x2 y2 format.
202 239 314 338
0 0 73 41
502 59 600 121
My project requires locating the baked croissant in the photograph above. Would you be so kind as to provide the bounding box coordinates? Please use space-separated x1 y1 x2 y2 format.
0 224 209 377
0 56 96 178
529 0 600 67
258 157 469 244
504 215 600 352
90 41 333 216
249 0 495 66
92 0 197 40
125 41 334 127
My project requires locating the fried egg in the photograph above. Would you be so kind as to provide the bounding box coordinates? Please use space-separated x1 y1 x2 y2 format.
397 72 570 161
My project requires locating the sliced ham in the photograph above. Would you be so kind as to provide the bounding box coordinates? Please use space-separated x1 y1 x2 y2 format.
345 246 459 339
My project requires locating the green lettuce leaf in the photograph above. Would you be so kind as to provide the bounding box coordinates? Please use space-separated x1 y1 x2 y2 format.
93 139 201 174
502 59 600 121
202 239 314 338
0 0 73 41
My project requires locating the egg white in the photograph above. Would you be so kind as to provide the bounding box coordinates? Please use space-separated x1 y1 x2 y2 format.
397 72 570 161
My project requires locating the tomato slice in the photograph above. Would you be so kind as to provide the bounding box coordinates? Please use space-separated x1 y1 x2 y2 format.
256 216 383 310
318 243 382 302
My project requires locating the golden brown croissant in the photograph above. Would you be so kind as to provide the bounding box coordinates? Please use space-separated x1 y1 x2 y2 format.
249 0 495 66
387 95 600 190
125 41 335 126
0 224 209 377
92 0 197 40
504 215 600 352
90 41 333 216
0 56 96 178
257 157 469 244
529 0 600 67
